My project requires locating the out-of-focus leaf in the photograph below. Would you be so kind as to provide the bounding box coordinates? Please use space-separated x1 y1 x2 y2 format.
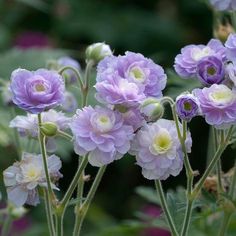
0 48 66 78
135 186 161 205
16 0 50 13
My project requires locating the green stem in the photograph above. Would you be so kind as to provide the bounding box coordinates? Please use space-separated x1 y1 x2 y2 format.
44 190 56 236
57 130 73 141
58 66 84 92
73 165 107 236
60 156 89 207
38 114 54 197
1 214 12 236
192 126 234 198
155 180 179 236
218 213 232 236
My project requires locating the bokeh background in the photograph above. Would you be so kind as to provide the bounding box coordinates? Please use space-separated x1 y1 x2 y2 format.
0 0 236 235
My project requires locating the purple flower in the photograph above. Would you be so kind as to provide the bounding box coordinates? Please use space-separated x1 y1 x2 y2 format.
174 39 226 78
130 119 192 180
3 153 62 207
176 93 200 121
209 0 236 11
61 91 78 112
193 84 236 127
10 69 65 114
196 56 225 85
70 106 134 167
95 52 167 106
58 57 81 84
226 62 236 86
225 33 236 62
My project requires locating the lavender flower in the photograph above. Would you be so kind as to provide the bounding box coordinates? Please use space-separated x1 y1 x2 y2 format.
176 93 200 121
10 69 65 114
209 0 236 11
130 119 192 180
193 84 236 127
10 110 71 152
58 57 81 84
196 56 225 85
3 153 62 206
174 39 226 78
95 52 167 106
225 33 236 62
70 106 134 167
226 62 236 86
61 91 78 112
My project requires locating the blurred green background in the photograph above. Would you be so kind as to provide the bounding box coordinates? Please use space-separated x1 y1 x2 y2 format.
1 0 236 235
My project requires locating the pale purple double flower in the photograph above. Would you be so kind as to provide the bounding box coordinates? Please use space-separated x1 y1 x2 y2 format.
3 153 62 206
225 33 236 62
130 119 192 180
174 39 226 79
193 84 236 128
10 68 65 114
70 106 134 167
95 52 167 107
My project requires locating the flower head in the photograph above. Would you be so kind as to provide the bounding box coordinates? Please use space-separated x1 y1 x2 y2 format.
3 153 62 206
130 119 192 180
10 69 65 114
174 39 226 78
196 56 225 85
193 84 236 127
176 93 200 121
70 106 134 167
95 52 167 107
57 57 81 84
226 62 236 86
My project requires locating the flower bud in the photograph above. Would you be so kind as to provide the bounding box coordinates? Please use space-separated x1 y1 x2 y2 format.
41 122 58 137
140 98 164 121
175 93 199 121
85 42 112 63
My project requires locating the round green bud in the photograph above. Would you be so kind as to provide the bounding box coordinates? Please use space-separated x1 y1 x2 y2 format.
40 122 58 137
10 206 27 219
140 98 164 121
85 42 112 63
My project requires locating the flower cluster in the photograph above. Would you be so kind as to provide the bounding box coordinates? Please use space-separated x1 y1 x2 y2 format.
3 153 62 206
174 33 236 127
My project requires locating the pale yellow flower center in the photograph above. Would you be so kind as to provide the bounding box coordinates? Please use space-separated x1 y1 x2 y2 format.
96 115 113 132
209 87 234 105
23 164 42 182
129 67 146 83
35 84 46 92
152 129 172 154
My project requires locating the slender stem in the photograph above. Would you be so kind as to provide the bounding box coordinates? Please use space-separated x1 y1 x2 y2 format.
38 114 54 197
73 166 107 236
44 190 56 236
58 66 84 92
60 156 89 207
82 60 94 107
57 130 73 141
154 180 179 236
218 213 232 236
1 214 12 236
192 126 234 198
56 214 63 236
